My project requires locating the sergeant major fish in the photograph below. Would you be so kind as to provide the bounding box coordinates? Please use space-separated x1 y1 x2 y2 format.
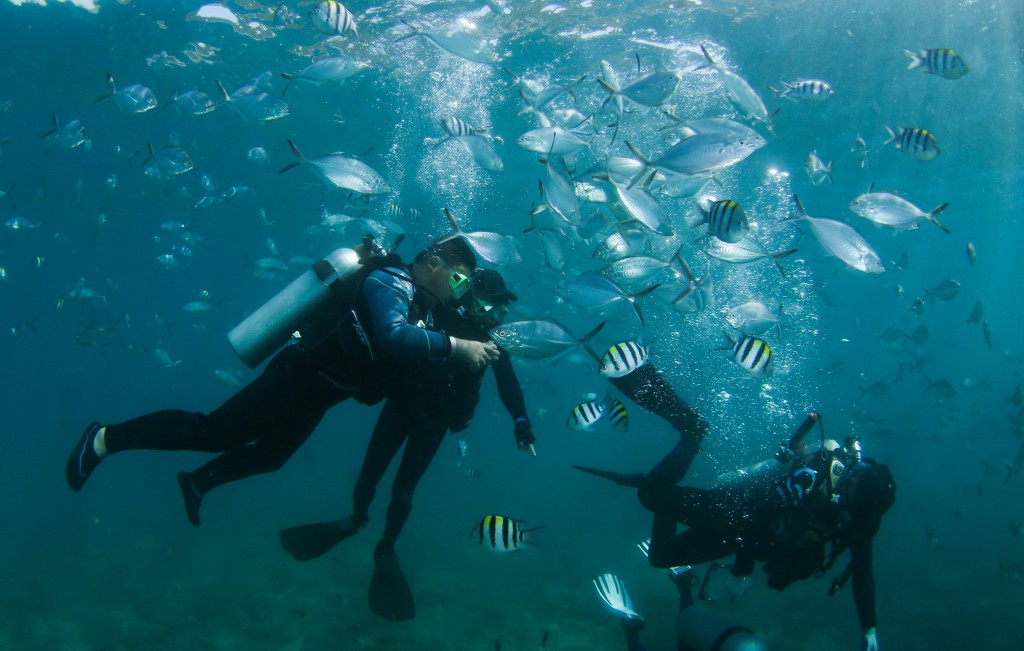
310 1 358 37
598 340 648 378
473 515 541 553
905 48 969 79
724 333 773 378
773 79 833 102
567 394 610 431
695 199 749 243
884 126 940 160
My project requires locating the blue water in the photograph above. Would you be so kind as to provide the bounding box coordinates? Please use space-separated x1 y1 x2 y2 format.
1 0 1021 649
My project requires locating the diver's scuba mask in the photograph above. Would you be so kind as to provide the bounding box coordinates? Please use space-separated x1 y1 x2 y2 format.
472 296 510 324
446 269 472 300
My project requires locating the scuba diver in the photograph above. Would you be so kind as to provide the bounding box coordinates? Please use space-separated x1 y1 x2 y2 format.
276 269 534 622
577 413 895 651
594 564 768 651
64 238 502 525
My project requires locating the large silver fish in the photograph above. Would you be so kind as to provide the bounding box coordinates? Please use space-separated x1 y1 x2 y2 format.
518 126 591 156
789 195 884 274
540 155 579 224
41 113 90 149
457 135 503 173
592 227 648 262
143 144 194 181
281 56 371 96
703 235 796 277
489 320 605 361
698 45 775 133
556 273 655 325
438 209 521 266
627 130 764 179
279 139 390 195
612 180 673 236
94 73 157 114
849 191 949 233
216 81 289 122
725 301 780 337
397 21 500 64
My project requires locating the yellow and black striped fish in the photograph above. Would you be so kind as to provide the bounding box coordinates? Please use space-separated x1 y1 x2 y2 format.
905 48 968 79
884 126 940 161
309 1 358 38
726 334 773 377
606 397 629 433
567 396 608 430
598 340 648 378
473 515 541 553
699 199 749 244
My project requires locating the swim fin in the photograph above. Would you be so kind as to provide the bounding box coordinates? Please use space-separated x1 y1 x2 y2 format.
279 516 363 562
572 464 647 487
369 543 415 621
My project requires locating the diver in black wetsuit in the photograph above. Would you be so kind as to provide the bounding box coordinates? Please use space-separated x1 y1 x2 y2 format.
278 269 534 621
64 239 502 523
578 409 896 651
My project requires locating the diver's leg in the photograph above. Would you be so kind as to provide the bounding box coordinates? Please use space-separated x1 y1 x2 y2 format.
351 399 410 526
643 486 735 568
377 417 447 551
609 364 707 485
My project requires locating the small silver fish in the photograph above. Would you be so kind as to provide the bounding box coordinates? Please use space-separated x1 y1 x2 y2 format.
804 151 833 185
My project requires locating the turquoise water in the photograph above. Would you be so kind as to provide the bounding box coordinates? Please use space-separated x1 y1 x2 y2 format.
1 0 1021 649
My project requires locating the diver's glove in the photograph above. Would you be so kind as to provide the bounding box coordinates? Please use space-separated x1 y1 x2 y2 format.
861 628 879 651
724 573 752 600
514 417 536 448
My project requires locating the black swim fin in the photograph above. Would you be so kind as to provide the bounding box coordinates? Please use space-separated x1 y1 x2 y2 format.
279 517 362 562
369 544 415 622
572 464 647 487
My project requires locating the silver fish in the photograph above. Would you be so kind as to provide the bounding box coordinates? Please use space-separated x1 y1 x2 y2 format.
612 180 673 237
458 135 503 173
540 156 579 224
438 209 521 266
163 89 216 116
556 273 651 324
698 45 774 133
41 113 90 149
965 300 984 325
518 126 590 156
281 56 370 96
804 151 833 186
849 192 949 233
489 320 605 361
279 139 390 195
216 81 289 122
627 130 764 178
94 73 157 113
725 301 780 337
703 235 796 277
789 195 884 274
143 144 194 181
397 21 499 64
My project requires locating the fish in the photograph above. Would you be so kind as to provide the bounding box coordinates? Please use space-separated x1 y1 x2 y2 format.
626 130 764 178
599 255 675 287
884 126 940 161
849 191 949 233
725 301 781 337
788 195 884 274
923 279 960 303
905 48 969 79
215 81 289 122
155 348 183 369
606 397 629 433
539 156 579 224
4 216 44 231
397 21 500 64
982 320 993 350
859 381 890 398
804 151 833 185
909 296 926 316
592 228 648 262
94 73 157 113
774 79 833 101
248 147 269 164
143 143 194 181
279 139 390 195
567 395 610 431
464 467 481 479
437 208 522 266
555 274 655 325
924 377 956 401
903 325 929 346
214 369 244 387
853 135 870 169
163 89 216 116
489 320 605 361
598 61 679 109
697 45 775 133
281 55 370 96
598 340 649 378
309 1 358 37
456 437 468 457
966 241 976 266
457 135 503 173
473 515 541 553
41 113 90 149
517 126 591 156
724 333 773 378
702 235 797 277
876 327 905 344
696 199 749 243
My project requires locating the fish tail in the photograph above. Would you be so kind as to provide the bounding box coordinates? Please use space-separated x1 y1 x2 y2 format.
904 49 923 70
443 207 464 234
927 203 951 234
582 343 602 364
40 112 59 139
770 248 798 278
280 74 294 98
93 72 116 104
578 321 607 346
697 44 716 70
883 126 897 144
394 20 420 42
824 162 833 185
214 80 231 104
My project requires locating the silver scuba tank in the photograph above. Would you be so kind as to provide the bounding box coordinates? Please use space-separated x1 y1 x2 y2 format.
228 247 362 368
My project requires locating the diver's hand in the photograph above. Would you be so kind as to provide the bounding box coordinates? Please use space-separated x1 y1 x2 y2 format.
514 418 536 456
724 573 751 601
861 628 878 651
452 338 499 369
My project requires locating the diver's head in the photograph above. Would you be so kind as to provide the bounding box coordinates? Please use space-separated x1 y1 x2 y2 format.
463 268 516 326
840 463 896 534
413 238 477 304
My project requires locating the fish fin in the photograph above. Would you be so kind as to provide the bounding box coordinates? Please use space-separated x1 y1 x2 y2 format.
443 207 464 234
697 44 715 70
280 74 294 98
883 126 897 144
927 203 951 234
93 72 116 104
904 50 923 70
394 20 420 43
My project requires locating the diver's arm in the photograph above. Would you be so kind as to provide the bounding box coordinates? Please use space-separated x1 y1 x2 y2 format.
849 537 878 633
492 348 528 420
362 270 452 359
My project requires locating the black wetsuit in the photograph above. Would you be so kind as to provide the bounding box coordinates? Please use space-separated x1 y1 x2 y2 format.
101 266 454 495
348 310 528 551
641 462 883 633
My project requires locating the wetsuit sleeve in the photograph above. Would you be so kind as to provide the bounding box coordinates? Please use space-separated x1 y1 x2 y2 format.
492 347 528 421
361 269 452 360
848 536 878 631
